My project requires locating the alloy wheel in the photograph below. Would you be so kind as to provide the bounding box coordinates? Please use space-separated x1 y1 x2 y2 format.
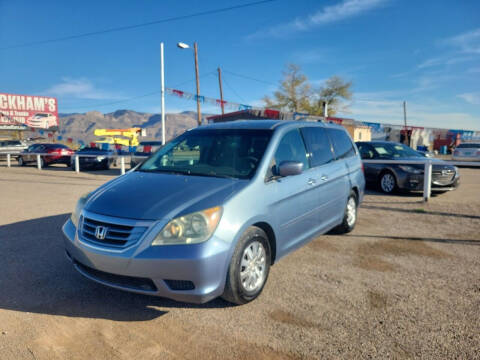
240 240 267 292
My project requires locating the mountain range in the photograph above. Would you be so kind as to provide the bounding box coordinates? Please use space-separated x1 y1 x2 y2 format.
57 110 207 144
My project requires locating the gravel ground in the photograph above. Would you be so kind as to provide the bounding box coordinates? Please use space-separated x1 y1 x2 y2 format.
0 164 479 359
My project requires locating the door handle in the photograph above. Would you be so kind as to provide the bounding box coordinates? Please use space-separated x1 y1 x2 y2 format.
307 178 316 185
320 175 328 181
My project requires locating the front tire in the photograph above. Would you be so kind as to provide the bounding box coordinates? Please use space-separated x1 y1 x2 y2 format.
332 191 358 234
222 226 271 305
379 171 396 194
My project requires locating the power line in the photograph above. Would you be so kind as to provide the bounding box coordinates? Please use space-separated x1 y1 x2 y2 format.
1 0 281 50
222 74 246 102
223 69 276 86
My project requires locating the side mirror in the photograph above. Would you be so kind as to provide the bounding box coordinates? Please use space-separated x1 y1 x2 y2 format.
278 161 303 177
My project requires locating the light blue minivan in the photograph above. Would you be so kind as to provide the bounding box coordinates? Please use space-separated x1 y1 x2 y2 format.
63 120 365 304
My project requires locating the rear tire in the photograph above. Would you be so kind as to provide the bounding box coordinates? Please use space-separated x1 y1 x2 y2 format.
332 191 358 234
222 226 271 305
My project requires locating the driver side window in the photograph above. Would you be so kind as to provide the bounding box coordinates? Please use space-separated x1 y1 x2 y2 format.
270 129 309 176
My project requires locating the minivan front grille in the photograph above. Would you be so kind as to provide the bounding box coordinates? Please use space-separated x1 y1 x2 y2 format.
80 216 147 248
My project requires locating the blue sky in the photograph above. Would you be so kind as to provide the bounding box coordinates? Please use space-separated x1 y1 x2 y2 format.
1 0 479 130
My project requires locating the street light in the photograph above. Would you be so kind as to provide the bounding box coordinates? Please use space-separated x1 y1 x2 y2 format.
160 42 166 145
177 41 201 126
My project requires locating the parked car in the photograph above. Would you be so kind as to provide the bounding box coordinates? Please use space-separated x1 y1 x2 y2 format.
71 147 114 171
0 139 28 157
130 141 163 168
452 143 480 162
356 141 460 194
18 143 74 168
63 120 365 305
26 113 57 129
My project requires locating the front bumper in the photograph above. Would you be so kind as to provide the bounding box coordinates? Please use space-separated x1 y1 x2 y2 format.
452 155 480 162
62 217 231 303
397 173 460 192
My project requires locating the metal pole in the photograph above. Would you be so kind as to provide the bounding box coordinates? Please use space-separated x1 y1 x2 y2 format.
194 42 201 126
160 42 166 145
120 156 125 175
7 153 11 168
403 101 407 127
323 101 328 118
75 155 80 173
37 154 41 170
218 67 224 115
423 160 432 202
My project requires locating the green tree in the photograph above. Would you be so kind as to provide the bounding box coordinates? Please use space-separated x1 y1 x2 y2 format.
307 76 353 116
263 64 311 112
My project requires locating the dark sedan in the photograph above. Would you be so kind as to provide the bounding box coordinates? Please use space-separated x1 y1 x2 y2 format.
70 147 114 171
356 141 460 194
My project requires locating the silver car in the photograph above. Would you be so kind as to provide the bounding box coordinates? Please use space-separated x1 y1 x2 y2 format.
63 120 365 304
452 143 480 162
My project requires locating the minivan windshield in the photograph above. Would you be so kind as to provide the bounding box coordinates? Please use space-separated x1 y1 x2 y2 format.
139 129 272 179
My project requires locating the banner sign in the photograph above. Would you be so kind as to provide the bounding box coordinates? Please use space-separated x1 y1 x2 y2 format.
0 93 58 130
166 87 256 112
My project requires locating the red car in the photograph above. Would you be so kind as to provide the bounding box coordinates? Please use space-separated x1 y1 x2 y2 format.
18 143 74 168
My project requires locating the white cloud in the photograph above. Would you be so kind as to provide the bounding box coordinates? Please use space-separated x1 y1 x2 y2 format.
248 0 389 38
443 28 480 54
417 55 475 69
46 77 125 100
457 92 480 105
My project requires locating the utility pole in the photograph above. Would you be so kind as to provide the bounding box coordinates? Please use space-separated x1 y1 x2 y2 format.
217 67 225 115
403 101 407 127
194 42 201 126
323 101 328 119
160 42 166 145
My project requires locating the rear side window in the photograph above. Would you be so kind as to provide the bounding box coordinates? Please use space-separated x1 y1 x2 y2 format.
300 127 334 167
328 128 356 159
273 129 309 173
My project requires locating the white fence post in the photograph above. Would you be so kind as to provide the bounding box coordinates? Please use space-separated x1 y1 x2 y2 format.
120 156 125 175
423 160 432 202
75 155 80 173
6 153 11 168
37 154 42 170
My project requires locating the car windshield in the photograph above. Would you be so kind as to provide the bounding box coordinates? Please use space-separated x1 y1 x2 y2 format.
35 114 48 117
139 129 272 179
372 143 422 158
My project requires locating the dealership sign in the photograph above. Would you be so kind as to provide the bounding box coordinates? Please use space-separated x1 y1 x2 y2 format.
0 93 58 130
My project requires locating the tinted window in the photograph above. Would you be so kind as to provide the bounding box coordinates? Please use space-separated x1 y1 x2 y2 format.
140 129 272 180
328 128 355 159
272 129 309 175
356 143 375 159
457 143 480 149
300 127 334 167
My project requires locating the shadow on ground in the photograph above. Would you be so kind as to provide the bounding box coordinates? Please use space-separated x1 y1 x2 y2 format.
0 214 232 322
346 234 480 246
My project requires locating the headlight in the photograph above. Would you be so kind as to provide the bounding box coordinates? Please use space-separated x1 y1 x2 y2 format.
96 156 106 161
398 165 423 174
152 206 222 246
70 192 91 227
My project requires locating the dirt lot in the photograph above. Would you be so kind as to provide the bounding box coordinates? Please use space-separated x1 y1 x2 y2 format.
0 165 479 359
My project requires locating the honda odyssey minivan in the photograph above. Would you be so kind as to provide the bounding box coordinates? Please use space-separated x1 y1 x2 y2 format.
63 120 365 304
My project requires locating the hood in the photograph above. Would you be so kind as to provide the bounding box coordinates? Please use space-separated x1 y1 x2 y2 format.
85 171 247 220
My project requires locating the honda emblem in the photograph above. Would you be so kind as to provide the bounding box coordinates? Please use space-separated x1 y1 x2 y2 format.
95 226 108 240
